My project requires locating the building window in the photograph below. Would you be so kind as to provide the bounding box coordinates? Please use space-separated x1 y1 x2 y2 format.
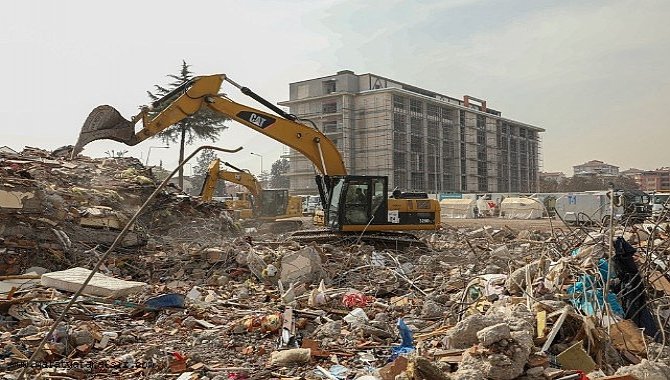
519 128 527 138
427 104 440 120
411 117 423 135
427 120 439 139
323 121 340 134
393 113 406 132
323 80 336 94
393 132 407 150
411 173 424 190
322 102 337 114
393 95 405 112
411 135 423 152
477 130 486 145
410 99 423 116
297 84 309 99
394 170 407 189
476 115 486 130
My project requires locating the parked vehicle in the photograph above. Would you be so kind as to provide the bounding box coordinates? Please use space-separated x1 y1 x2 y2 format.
302 195 321 216
650 191 670 219
555 190 651 225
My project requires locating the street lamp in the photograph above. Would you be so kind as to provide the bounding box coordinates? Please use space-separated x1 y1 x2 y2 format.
250 152 264 175
145 146 169 166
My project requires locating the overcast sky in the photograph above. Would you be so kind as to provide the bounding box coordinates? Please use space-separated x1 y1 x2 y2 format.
1 0 668 176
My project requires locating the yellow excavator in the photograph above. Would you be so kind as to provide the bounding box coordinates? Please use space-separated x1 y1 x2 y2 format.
72 73 440 247
200 158 303 230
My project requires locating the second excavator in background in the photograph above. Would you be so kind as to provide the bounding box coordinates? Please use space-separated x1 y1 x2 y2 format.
200 158 303 231
72 72 440 247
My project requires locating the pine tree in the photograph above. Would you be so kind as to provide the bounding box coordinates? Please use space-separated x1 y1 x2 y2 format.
146 61 229 188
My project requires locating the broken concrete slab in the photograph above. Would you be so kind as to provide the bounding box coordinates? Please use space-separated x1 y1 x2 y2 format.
614 359 670 380
476 323 511 346
280 245 324 287
41 267 147 298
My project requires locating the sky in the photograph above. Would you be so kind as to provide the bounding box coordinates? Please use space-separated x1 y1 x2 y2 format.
1 0 668 176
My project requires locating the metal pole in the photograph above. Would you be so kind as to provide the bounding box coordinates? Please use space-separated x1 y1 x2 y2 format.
250 152 264 175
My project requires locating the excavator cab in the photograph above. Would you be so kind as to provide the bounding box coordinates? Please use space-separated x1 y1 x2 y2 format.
258 189 289 218
326 176 389 229
325 175 438 232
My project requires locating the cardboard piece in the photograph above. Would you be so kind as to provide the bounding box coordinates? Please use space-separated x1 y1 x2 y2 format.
556 341 596 373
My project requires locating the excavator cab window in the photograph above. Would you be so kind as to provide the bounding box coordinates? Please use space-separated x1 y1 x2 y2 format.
327 176 389 229
258 189 288 218
344 181 370 225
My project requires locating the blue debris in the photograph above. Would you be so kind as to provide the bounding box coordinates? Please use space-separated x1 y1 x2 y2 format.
143 293 186 310
389 318 415 362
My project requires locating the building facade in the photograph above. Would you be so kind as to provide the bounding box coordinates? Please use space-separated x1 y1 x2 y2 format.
539 171 567 183
573 160 619 176
623 167 670 192
279 70 544 195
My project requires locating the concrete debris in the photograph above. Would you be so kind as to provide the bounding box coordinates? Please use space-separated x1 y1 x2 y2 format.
476 323 512 346
40 267 147 298
270 348 311 365
613 359 670 380
5 147 670 379
279 245 325 287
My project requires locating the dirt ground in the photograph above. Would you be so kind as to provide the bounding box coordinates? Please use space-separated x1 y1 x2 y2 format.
441 217 561 232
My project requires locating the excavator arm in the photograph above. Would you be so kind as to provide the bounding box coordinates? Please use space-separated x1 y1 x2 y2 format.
74 74 347 178
200 158 261 202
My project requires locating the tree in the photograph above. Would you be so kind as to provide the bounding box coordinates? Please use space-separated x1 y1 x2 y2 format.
192 149 227 196
557 175 641 192
146 61 229 189
269 158 290 189
539 178 559 193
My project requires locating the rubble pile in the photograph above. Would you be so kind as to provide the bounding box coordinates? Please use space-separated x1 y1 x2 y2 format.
0 147 239 275
2 147 670 379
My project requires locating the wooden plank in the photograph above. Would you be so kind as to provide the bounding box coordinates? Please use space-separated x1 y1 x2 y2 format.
537 310 547 339
610 320 646 355
541 306 570 353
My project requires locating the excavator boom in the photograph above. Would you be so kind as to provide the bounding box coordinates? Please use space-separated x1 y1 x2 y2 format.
73 74 346 178
201 159 261 202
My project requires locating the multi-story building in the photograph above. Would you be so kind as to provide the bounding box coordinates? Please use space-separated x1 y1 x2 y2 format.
539 171 567 183
622 167 670 192
573 160 619 177
278 70 543 195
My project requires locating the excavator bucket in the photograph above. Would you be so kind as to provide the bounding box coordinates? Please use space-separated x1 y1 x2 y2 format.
72 105 136 157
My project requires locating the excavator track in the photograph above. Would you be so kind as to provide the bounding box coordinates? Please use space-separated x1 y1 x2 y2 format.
288 229 428 250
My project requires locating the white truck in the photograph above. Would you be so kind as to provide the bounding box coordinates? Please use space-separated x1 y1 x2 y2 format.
555 190 651 224
555 191 621 224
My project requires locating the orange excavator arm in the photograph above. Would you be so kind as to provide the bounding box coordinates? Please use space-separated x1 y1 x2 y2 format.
74 74 346 177
200 158 261 201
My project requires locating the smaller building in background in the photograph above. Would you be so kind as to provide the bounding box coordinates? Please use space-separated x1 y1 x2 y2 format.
539 171 566 183
622 167 670 192
573 160 619 177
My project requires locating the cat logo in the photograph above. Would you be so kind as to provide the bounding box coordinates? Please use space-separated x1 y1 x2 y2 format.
249 113 267 128
235 174 242 180
236 111 276 129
